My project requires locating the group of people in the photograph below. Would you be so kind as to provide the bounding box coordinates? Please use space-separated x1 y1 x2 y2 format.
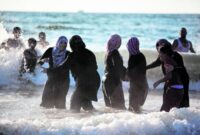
0 26 195 113
0 27 49 75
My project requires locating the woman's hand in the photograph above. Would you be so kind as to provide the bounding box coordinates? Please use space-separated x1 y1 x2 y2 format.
153 81 160 88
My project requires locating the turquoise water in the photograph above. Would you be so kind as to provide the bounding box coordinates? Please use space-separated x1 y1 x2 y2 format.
0 11 200 135
0 11 200 89
0 11 200 51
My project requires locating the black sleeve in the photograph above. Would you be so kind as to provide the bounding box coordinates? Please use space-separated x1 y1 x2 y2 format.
146 56 161 70
88 51 98 70
38 48 52 65
128 54 147 78
40 48 52 60
112 51 126 80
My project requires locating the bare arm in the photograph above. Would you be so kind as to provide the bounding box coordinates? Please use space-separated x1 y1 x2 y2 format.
0 39 9 49
189 41 196 53
153 72 172 88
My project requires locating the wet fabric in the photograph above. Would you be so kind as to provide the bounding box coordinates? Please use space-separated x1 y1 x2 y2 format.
39 47 70 109
160 87 184 112
146 52 190 107
102 50 126 109
64 46 100 112
127 53 149 112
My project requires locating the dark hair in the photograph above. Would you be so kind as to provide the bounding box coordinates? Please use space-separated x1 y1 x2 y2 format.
181 27 187 32
159 45 173 57
13 27 21 33
39 32 46 37
28 38 37 45
156 39 171 49
69 35 85 51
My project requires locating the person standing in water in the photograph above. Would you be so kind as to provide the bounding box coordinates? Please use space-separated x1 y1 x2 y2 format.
102 34 126 109
154 46 184 112
64 35 100 112
39 36 70 109
172 27 195 53
126 37 148 113
19 38 38 76
0 26 25 50
147 39 190 108
37 32 49 48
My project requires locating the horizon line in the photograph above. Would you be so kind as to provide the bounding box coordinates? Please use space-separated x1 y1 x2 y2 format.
1 10 200 15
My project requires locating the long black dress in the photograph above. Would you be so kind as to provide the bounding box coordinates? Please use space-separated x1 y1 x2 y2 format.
127 53 149 112
39 47 70 109
102 50 126 109
65 48 100 112
161 66 184 112
146 51 189 108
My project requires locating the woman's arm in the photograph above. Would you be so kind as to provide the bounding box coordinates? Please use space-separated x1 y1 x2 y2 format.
153 72 172 88
146 56 161 70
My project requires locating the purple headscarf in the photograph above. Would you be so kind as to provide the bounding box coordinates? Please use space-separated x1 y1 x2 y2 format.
52 36 68 67
127 37 140 55
106 34 121 54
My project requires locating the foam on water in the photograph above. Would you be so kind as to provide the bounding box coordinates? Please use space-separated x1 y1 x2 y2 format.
0 25 200 91
0 89 200 135
0 12 200 135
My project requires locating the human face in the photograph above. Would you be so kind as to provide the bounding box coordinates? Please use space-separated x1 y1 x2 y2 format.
13 30 21 39
39 34 45 40
59 41 67 51
180 28 187 38
30 43 36 49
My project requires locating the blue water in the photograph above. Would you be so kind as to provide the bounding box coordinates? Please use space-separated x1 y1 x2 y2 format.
0 11 200 51
0 11 200 135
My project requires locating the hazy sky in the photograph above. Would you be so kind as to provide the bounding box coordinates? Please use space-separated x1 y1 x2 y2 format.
0 0 200 13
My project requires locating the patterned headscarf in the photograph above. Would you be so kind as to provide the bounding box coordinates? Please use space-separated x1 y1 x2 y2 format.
52 36 68 67
126 37 140 55
106 34 121 54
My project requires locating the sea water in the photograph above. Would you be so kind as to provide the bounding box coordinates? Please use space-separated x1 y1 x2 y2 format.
0 11 200 135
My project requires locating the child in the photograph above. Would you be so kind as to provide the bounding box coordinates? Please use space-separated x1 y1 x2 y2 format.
126 37 148 113
37 32 49 48
1 27 25 50
102 34 126 109
19 38 37 76
153 46 184 112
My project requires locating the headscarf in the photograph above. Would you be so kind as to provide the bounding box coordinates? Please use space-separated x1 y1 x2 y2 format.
126 37 140 55
156 39 171 52
69 35 85 52
106 34 121 54
52 36 68 67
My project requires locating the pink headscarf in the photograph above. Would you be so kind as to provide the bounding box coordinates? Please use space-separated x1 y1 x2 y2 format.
127 37 140 55
106 34 121 54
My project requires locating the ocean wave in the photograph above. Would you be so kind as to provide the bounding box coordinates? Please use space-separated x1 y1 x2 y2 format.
36 25 79 30
0 108 200 135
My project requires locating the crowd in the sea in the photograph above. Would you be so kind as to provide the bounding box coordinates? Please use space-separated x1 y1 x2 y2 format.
0 26 196 113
